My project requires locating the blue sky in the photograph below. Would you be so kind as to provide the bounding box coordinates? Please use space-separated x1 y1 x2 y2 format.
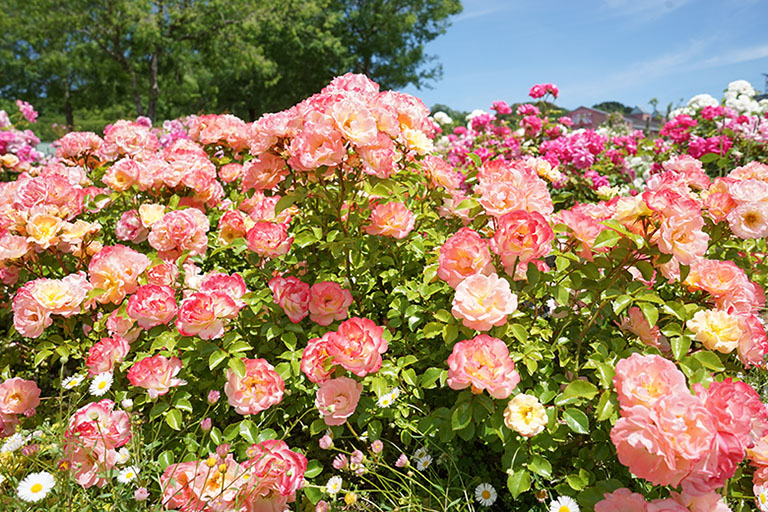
400 0 768 114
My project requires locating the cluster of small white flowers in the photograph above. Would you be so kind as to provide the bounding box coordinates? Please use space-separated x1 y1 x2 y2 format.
724 80 762 116
433 111 453 125
687 93 719 110
1 432 28 454
465 109 488 122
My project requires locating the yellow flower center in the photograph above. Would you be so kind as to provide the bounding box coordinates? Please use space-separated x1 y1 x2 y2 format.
559 506 569 512
125 472 134 479
482 490 491 499
31 483 43 493
98 381 107 390
762 494 767 504
205 456 217 468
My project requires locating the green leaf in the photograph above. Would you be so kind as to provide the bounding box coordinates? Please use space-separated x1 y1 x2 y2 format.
592 229 622 249
165 409 182 431
563 408 589 434
303 485 322 504
239 419 258 443
274 194 297 215
699 152 719 163
510 324 528 344
612 295 632 316
86 288 107 300
693 350 725 371
174 398 193 413
443 324 458 344
420 368 444 389
563 380 598 401
228 357 246 378
402 368 418 387
467 152 482 167
451 401 472 431
638 302 658 326
304 460 323 479
506 469 531 498
310 419 327 436
595 390 615 422
422 322 443 339
527 455 552 478
158 450 175 470
671 335 691 360
209 350 228 371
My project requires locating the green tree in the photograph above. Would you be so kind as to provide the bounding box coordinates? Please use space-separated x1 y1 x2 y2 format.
592 101 632 115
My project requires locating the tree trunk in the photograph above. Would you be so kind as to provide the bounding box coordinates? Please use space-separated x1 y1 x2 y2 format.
148 48 159 122
64 74 74 130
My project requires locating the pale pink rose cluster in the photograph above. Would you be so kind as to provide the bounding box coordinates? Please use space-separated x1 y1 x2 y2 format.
610 353 768 495
224 358 284 415
186 113 248 153
63 399 131 488
161 439 306 512
301 317 388 382
316 376 363 426
269 276 353 325
475 159 554 219
88 244 151 305
711 162 768 238
55 131 103 161
0 377 41 437
490 209 554 275
12 272 92 338
595 487 732 512
172 271 248 340
148 207 210 261
85 335 130 376
447 335 520 399
99 119 160 161
244 72 434 181
437 227 494 288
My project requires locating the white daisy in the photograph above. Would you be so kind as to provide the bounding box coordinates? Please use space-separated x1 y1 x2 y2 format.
415 454 432 471
117 466 139 484
757 484 768 512
550 495 579 512
62 374 84 389
474 483 497 507
0 473 6 486
116 447 130 465
326 475 343 495
1 433 26 454
413 447 429 460
89 372 113 396
377 388 400 408
17 471 55 503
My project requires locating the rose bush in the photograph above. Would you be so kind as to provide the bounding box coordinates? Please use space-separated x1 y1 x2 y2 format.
0 75 768 511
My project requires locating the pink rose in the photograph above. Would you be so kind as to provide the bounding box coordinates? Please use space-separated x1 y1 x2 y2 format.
199 272 248 308
613 353 688 411
115 209 148 243
242 439 307 501
0 378 41 415
619 306 664 349
308 282 353 326
148 208 210 260
301 333 336 384
326 317 388 377
175 292 239 340
437 227 494 288
315 377 363 426
269 275 310 323
451 273 518 331
246 221 293 258
595 488 648 512
242 152 289 191
65 399 131 451
85 335 130 376
127 355 185 398
126 284 177 329
89 245 151 304
225 358 285 415
490 210 554 273
146 262 178 287
364 202 415 239
447 335 520 399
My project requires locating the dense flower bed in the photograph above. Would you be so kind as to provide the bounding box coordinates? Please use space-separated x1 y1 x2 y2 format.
1 76 768 511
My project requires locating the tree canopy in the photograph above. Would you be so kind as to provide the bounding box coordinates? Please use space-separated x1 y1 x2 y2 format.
0 0 462 133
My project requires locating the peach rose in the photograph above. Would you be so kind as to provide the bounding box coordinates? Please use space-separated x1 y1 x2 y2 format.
308 282 354 326
451 273 518 331
127 355 185 398
316 377 363 426
301 333 336 384
447 335 520 399
437 227 494 288
242 152 289 191
727 202 768 239
0 378 41 415
246 222 293 258
613 353 688 411
225 358 285 415
242 439 307 502
594 488 648 512
64 399 131 450
326 317 388 377
126 284 177 329
88 244 151 305
269 275 310 323
85 335 130 376
619 306 664 350
687 309 745 353
490 210 554 273
148 208 210 260
364 201 415 239
175 292 239 340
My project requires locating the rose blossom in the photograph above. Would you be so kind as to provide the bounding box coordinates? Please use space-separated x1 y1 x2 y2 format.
225 358 284 415
447 335 520 398
594 488 648 512
308 282 354 326
503 393 546 437
301 333 336 383
246 221 293 258
0 378 41 415
268 275 310 323
126 284 177 329
437 227 494 288
451 273 518 331
364 202 415 239
326 317 388 377
613 353 688 411
315 377 363 426
490 210 554 273
126 355 185 398
85 336 130 376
